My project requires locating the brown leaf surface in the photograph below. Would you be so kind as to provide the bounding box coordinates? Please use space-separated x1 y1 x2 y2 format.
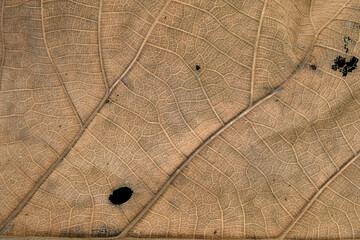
1 0 360 239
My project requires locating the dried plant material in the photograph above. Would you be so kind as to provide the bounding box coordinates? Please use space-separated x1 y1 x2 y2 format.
1 0 360 239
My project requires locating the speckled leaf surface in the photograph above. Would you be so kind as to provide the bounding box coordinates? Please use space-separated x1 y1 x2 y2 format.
1 0 360 239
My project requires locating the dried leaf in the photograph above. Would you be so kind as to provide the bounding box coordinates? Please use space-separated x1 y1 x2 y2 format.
1 0 360 239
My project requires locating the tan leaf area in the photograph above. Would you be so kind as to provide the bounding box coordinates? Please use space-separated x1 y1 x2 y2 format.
1 0 360 239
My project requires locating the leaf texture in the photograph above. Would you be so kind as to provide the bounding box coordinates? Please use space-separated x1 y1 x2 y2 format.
1 0 360 239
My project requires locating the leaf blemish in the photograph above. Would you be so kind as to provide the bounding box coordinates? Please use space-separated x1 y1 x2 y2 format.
105 99 110 104
343 36 354 53
331 55 358 76
310 64 317 70
195 65 201 71
109 187 133 205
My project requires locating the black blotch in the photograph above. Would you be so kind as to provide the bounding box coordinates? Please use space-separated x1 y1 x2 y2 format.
164 16 167 19
310 64 317 70
109 187 133 205
105 99 110 104
275 99 279 102
58 125 62 128
195 65 201 71
331 55 358 76
343 36 353 53
214 230 217 234
116 94 119 96
284 197 288 201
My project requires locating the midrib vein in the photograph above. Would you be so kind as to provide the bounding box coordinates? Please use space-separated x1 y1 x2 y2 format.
0 0 171 234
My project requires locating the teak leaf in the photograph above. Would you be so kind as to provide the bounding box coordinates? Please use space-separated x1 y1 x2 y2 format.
1 0 360 239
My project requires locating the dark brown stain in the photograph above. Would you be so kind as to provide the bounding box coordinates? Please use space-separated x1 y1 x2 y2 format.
331 55 358 76
91 224 120 237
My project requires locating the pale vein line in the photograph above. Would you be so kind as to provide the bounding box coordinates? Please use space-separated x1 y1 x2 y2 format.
250 0 268 107
309 0 316 32
0 0 171 234
97 0 108 92
40 0 83 125
0 0 4 91
314 43 359 58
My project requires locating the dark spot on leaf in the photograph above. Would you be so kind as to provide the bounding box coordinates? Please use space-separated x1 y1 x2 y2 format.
116 94 119 96
91 224 120 237
109 187 133 205
59 125 61 128
164 16 167 19
343 36 354 53
310 64 317 70
122 78 134 91
275 99 279 102
284 197 287 201
331 55 358 76
68 226 85 237
214 230 217 234
195 65 201 71
105 99 110 104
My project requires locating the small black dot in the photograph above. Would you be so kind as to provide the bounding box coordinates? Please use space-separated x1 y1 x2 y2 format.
214 230 217 234
109 187 133 205
310 64 317 70
164 16 167 19
105 99 110 104
59 125 62 128
195 65 201 71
